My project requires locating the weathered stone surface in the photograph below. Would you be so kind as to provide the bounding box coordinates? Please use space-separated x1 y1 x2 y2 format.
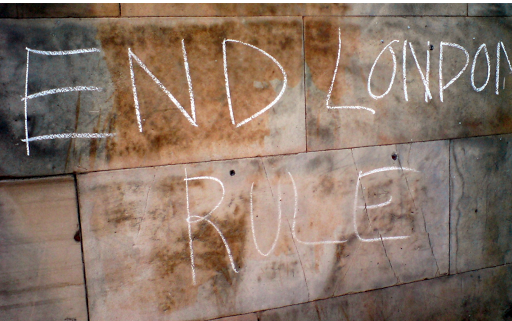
469 4 512 16
257 264 512 321
306 17 512 151
296 140 449 300
450 134 512 274
78 140 447 320
305 4 467 16
121 3 305 17
0 17 304 177
18 4 120 18
0 176 87 321
121 4 467 18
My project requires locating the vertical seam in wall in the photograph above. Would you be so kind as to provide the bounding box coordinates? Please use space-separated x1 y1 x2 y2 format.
119 3 122 17
467 3 469 17
448 139 452 275
74 174 91 321
303 15 308 152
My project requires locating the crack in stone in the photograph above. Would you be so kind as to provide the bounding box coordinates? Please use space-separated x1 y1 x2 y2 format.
285 217 310 301
397 145 441 276
135 171 156 243
380 234 400 284
261 159 275 200
314 303 322 321
350 149 401 284
452 146 466 273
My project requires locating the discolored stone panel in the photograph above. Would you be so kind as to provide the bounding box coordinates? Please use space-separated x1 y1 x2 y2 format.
121 3 305 17
305 17 512 151
78 140 447 320
305 4 467 16
0 176 87 321
256 264 512 321
469 4 512 17
450 134 512 274
0 17 304 177
17 4 120 18
0 4 17 18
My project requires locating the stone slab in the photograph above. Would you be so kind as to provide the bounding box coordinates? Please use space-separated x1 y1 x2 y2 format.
0 4 17 18
306 17 512 151
0 17 305 177
450 133 512 274
0 176 87 321
469 4 512 17
257 264 512 320
121 4 467 17
305 4 467 16
121 4 305 17
17 4 120 18
78 140 448 321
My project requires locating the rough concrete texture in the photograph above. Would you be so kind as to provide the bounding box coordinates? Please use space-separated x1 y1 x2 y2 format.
0 176 87 321
77 140 447 320
450 133 512 274
306 17 512 151
0 17 304 177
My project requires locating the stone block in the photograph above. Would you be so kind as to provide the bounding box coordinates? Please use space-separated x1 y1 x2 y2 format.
121 4 305 17
0 176 87 321
259 264 512 320
78 140 448 320
450 134 512 273
469 4 512 16
0 4 17 18
0 17 305 176
17 4 120 18
305 17 512 151
305 4 467 16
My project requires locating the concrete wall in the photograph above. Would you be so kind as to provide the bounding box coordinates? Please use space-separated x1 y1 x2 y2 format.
0 4 511 321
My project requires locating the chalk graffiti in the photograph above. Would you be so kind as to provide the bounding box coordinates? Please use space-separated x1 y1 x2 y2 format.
184 166 420 283
19 34 512 155
22 47 115 156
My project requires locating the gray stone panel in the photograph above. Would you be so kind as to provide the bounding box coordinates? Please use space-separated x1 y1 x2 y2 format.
450 133 512 274
306 4 467 16
469 4 512 17
257 264 512 321
306 17 512 151
0 4 17 18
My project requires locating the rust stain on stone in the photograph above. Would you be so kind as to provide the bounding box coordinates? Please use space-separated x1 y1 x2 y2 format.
305 19 361 105
95 18 302 168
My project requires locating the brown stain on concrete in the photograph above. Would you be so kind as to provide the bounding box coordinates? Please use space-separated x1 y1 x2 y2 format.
96 18 302 168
